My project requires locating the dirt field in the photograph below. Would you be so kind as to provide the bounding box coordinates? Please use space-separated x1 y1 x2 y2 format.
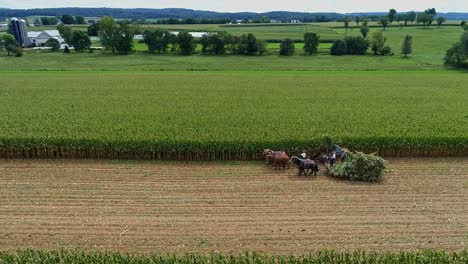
0 158 466 253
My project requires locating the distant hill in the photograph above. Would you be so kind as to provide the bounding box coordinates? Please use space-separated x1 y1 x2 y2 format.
0 8 467 21
0 8 341 22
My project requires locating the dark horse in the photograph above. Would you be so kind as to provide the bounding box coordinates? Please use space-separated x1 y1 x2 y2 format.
291 156 319 176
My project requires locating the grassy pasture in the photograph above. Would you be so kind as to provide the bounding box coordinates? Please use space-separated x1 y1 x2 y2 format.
0 71 466 157
0 50 449 71
22 24 464 67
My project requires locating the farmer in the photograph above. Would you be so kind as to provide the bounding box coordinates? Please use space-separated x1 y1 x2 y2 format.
330 151 336 167
300 150 307 159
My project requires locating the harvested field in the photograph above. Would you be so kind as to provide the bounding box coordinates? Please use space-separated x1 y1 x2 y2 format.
0 158 466 253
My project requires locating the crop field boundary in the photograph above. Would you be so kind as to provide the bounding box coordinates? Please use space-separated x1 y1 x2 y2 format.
0 146 467 161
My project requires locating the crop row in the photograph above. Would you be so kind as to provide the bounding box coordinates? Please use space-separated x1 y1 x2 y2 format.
0 72 466 160
1 250 467 264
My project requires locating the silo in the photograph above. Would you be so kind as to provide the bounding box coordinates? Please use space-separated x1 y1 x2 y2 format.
10 17 30 47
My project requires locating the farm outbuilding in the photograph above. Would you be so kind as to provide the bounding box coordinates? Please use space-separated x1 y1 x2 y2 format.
27 30 63 47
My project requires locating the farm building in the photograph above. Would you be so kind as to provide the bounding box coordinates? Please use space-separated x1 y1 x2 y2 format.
11 18 30 47
27 30 63 47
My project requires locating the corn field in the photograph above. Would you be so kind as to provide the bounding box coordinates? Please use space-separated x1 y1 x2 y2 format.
0 72 467 160
0 250 467 264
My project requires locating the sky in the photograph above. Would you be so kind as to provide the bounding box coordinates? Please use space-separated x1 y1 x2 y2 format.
1 0 468 13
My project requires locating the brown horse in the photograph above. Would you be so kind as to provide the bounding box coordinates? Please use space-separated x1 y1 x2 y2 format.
271 151 290 169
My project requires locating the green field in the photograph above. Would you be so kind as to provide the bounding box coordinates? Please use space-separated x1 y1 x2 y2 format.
0 71 466 158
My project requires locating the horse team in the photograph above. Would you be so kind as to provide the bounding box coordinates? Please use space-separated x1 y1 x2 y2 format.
263 149 319 176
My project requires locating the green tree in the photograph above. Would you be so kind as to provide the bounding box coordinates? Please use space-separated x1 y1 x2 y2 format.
12 46 23 57
355 16 360 26
1 34 18 56
252 17 262 23
362 19 368 26
112 22 134 54
61 14 76 24
360 25 369 38
407 11 417 23
262 16 270 23
343 16 350 32
344 36 369 54
436 17 446 28
257 40 267 55
40 17 49 25
425 8 437 17
417 13 428 28
402 14 410 25
444 42 466 66
45 38 61 51
370 31 386 55
57 24 72 44
388 9 397 24
279 38 295 56
40 17 58 25
222 33 240 54
200 33 225 55
395 14 403 26
239 33 259 55
87 23 99 36
330 40 347 55
462 32 468 55
143 29 172 54
70 30 91 52
419 8 436 28
98 16 117 53
75 16 86 24
379 16 389 30
401 35 413 57
176 31 196 55
64 45 70 53
303 32 320 55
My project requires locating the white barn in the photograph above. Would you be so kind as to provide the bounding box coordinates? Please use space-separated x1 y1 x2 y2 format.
28 30 63 47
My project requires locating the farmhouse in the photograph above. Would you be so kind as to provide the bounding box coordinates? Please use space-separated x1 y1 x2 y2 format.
27 30 63 47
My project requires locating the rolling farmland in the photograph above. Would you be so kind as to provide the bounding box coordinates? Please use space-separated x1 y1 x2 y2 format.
1 18 467 262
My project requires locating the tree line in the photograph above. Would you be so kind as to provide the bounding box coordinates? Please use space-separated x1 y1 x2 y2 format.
341 8 447 31
143 30 268 55
38 15 86 26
